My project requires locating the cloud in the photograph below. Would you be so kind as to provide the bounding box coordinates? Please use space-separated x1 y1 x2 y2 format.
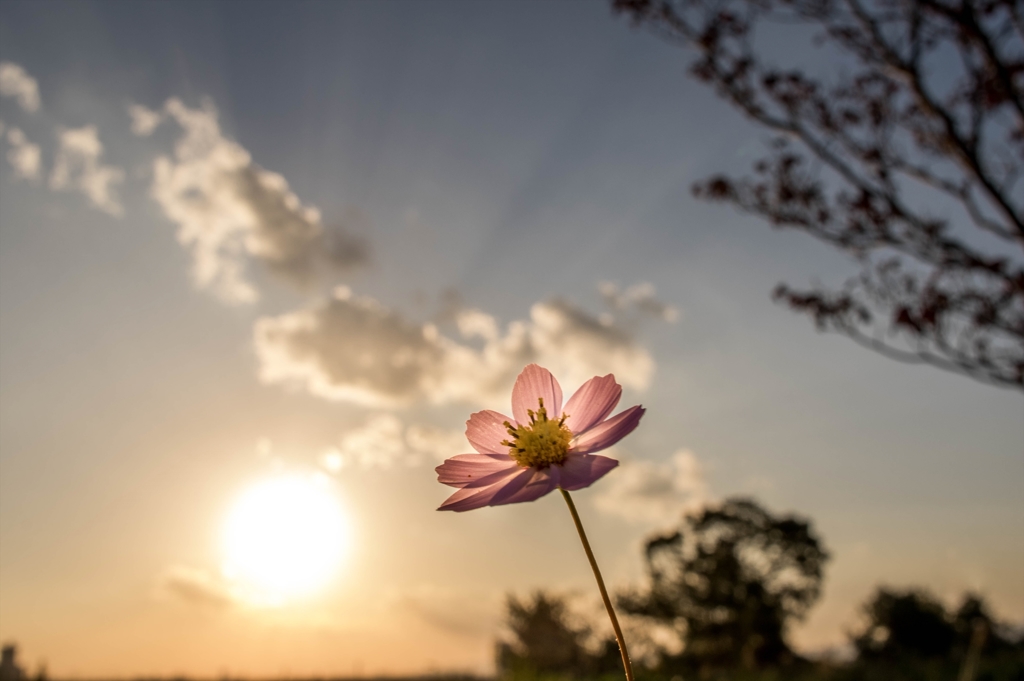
255 287 653 407
5 127 41 179
319 414 465 471
0 62 40 113
405 423 467 461
593 449 709 524
527 298 655 390
50 125 125 216
151 98 367 304
599 281 680 323
157 565 236 609
326 414 417 470
128 103 162 136
255 286 446 405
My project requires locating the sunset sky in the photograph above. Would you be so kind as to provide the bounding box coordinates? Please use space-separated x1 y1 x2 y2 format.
0 1 1021 677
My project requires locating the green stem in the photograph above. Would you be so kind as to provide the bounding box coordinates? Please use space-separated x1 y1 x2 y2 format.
560 488 635 681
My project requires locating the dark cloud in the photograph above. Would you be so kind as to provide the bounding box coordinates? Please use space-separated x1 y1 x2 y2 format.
254 287 653 407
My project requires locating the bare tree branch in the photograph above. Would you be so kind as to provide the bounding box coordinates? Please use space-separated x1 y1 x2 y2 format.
614 0 1024 389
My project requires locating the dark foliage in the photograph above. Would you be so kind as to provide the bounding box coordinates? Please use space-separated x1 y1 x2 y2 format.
496 592 621 678
952 593 1021 662
614 0 1024 389
853 588 1018 662
854 588 959 659
619 497 829 673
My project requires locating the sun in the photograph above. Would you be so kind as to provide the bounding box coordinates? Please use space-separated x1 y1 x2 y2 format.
221 474 350 604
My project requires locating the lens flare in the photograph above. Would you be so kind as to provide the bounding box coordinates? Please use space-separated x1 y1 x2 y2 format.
222 475 349 603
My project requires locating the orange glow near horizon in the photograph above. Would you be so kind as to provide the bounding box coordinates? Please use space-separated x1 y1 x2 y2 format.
221 475 350 606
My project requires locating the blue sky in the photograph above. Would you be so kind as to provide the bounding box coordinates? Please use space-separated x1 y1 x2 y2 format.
0 0 1021 676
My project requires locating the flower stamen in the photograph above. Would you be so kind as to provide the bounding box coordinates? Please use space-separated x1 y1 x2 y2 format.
503 398 572 468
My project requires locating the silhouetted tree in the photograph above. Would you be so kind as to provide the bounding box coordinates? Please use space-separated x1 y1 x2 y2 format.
620 497 828 672
953 593 1017 655
854 588 958 660
854 588 1018 665
497 591 608 677
614 0 1024 389
0 644 25 681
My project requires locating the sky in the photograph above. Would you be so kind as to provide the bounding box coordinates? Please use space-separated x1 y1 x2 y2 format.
0 0 1021 677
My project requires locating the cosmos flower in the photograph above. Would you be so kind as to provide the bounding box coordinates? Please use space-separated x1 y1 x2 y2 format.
435 363 645 512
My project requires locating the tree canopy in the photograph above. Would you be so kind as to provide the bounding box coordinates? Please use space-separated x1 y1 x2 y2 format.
619 497 829 672
496 591 621 677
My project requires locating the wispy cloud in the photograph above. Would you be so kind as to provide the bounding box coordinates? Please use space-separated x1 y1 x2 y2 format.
319 414 464 471
599 281 680 323
0 64 123 212
385 584 501 639
527 298 655 389
157 565 237 609
50 126 125 216
405 422 467 462
5 127 41 180
127 103 162 137
593 449 709 524
151 98 367 304
254 287 653 407
0 61 41 113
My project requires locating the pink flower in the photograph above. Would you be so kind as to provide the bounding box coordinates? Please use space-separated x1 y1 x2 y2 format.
436 364 645 512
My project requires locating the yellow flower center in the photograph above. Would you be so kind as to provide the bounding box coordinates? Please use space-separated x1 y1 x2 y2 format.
502 398 573 468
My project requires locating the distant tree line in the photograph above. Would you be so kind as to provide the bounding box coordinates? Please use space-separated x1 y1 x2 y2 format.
497 497 1024 681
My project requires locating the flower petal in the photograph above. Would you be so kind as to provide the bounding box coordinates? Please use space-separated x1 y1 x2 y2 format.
570 405 645 454
511 364 563 426
436 465 528 512
558 454 619 491
436 465 561 511
435 453 518 488
437 481 510 512
563 374 621 434
490 466 560 506
466 410 514 455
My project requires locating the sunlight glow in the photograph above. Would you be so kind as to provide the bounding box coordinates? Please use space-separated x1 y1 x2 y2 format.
221 475 349 604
